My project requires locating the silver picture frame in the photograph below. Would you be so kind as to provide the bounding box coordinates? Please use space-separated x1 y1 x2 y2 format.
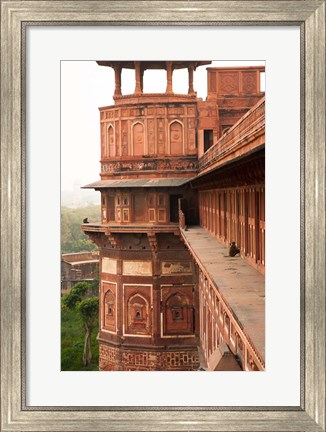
1 1 325 430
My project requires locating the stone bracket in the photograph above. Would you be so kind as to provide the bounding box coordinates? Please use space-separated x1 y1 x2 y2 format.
147 232 158 253
82 230 102 247
105 230 120 248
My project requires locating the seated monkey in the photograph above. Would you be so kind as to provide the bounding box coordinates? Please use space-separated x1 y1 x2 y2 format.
229 241 240 257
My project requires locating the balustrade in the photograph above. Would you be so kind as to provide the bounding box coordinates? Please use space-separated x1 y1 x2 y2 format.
199 97 265 172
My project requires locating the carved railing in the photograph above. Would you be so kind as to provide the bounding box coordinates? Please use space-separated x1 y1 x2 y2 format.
82 223 180 234
198 96 265 172
198 269 265 371
180 230 265 371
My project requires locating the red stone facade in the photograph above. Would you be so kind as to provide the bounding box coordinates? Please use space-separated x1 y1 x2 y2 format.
92 231 199 371
82 61 265 371
99 344 199 371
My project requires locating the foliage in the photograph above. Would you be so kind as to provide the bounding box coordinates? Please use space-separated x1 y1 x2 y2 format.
87 269 100 297
78 297 99 365
61 205 100 254
62 282 88 309
78 297 99 326
61 307 98 371
62 280 99 367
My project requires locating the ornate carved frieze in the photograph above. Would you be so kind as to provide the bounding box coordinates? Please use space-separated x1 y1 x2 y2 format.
101 157 198 175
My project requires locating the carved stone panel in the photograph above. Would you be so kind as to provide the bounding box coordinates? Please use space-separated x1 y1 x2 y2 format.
161 285 194 336
102 257 117 275
147 118 156 154
123 284 152 336
122 260 153 276
157 118 165 155
242 71 257 94
161 261 193 275
121 120 129 156
218 71 239 95
168 106 184 116
157 208 167 223
101 281 117 333
115 120 119 155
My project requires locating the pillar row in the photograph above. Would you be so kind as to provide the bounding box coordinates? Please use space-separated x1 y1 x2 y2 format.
188 64 195 95
113 64 122 96
165 61 173 94
134 61 143 94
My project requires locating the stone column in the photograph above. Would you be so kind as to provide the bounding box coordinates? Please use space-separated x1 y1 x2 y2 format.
134 61 142 94
165 61 173 94
188 64 195 95
140 66 144 92
113 64 122 96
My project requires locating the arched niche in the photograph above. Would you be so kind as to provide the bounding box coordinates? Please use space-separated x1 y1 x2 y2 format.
126 293 150 335
163 291 193 335
103 289 116 331
132 122 145 156
169 120 184 155
106 124 115 157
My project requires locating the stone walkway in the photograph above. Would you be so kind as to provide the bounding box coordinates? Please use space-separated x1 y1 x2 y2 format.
181 226 265 362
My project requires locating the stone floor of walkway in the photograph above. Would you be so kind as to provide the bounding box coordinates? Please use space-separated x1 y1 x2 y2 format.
181 226 265 362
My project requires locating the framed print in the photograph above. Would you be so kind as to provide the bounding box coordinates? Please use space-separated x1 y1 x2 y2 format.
1 1 325 431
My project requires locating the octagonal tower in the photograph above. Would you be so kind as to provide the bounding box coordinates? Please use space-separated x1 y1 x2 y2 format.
82 61 210 370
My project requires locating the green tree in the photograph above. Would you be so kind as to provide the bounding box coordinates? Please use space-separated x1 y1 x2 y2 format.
78 298 99 366
62 282 99 366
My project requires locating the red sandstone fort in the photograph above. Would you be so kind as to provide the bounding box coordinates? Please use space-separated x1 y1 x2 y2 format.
82 61 265 371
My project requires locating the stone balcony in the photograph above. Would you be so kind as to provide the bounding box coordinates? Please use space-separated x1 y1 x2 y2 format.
82 223 181 252
82 222 180 235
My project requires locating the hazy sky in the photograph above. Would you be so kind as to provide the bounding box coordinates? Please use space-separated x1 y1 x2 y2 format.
61 60 265 192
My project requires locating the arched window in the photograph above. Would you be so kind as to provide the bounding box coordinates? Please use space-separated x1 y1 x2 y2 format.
132 122 145 156
106 125 115 157
169 121 184 155
103 289 116 331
